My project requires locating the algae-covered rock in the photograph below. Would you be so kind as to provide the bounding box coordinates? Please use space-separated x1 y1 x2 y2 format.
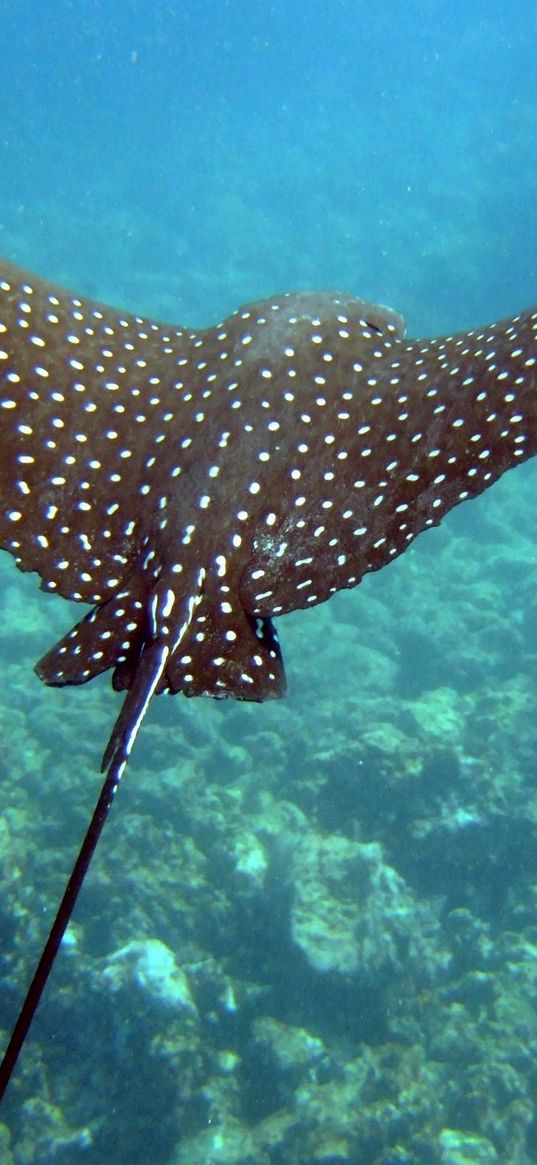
15 1097 92 1164
253 1016 326 1073
407 686 465 746
102 938 198 1013
439 1127 498 1164
0 1124 15 1165
232 829 268 887
291 833 447 979
171 1118 268 1165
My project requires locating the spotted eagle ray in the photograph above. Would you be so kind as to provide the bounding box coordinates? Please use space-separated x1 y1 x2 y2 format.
0 254 535 1097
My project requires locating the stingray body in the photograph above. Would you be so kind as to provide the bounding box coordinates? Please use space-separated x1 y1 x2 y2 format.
0 255 536 1093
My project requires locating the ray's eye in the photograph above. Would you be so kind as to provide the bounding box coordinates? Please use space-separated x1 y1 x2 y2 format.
365 319 383 335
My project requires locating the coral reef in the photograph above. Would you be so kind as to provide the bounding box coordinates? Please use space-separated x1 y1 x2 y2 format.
1 459 537 1164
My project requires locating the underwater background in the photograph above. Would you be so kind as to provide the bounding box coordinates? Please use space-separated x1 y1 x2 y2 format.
0 2 537 1162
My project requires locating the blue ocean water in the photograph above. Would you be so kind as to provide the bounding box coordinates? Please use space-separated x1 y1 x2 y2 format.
0 2 537 1163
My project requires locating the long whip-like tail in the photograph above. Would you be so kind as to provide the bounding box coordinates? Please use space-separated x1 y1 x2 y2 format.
0 757 122 1099
0 638 169 1100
